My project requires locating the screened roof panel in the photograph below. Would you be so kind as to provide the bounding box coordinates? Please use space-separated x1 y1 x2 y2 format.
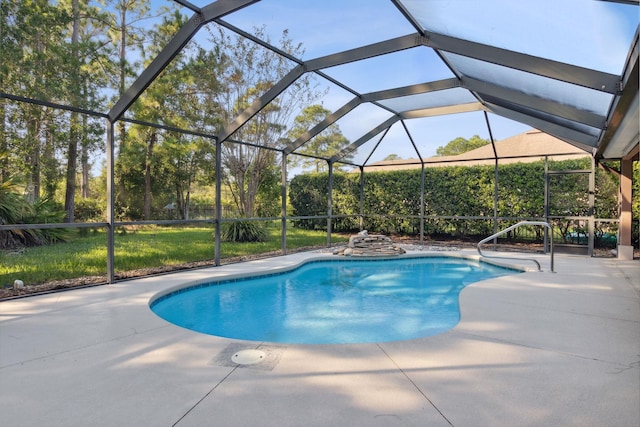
225 72 330 150
179 0 220 7
444 53 615 117
401 0 638 74
4 0 636 164
314 78 360 113
485 103 600 151
351 111 515 164
377 88 477 113
294 103 394 160
366 123 423 163
345 122 406 166
118 0 640 161
220 0 414 60
481 95 601 139
404 112 495 155
321 47 455 94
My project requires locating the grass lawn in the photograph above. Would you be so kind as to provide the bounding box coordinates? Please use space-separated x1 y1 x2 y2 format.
0 225 347 288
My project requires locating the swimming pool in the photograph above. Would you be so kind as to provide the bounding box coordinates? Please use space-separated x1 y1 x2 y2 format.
150 256 521 344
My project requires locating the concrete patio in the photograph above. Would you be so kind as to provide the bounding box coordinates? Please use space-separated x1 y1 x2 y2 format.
1 250 638 427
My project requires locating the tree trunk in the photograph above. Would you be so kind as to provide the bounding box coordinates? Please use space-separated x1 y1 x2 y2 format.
80 76 90 198
184 186 190 220
0 99 7 182
119 5 126 99
42 115 58 199
116 4 128 208
184 164 193 220
175 183 184 220
64 117 78 222
26 113 41 202
80 112 90 198
64 0 80 223
143 130 156 220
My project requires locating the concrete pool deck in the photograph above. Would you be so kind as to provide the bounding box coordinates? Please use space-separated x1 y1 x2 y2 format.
1 250 638 427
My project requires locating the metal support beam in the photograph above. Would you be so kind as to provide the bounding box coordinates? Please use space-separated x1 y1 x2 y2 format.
599 0 640 5
422 32 620 94
361 78 459 102
544 156 550 250
588 157 596 256
281 152 287 254
484 103 599 149
618 155 635 259
363 127 391 166
390 0 424 34
305 34 423 71
106 120 115 283
172 0 201 13
464 77 607 129
484 112 500 251
598 32 639 159
399 119 425 246
400 120 423 161
481 93 601 139
420 163 425 247
214 139 222 266
400 102 483 118
359 166 365 231
1 92 108 118
108 0 258 122
327 161 334 247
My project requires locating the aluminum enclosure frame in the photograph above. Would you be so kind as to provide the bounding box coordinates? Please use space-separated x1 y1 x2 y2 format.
2 0 637 287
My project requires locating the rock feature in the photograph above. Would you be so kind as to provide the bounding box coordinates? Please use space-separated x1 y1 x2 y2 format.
333 230 406 257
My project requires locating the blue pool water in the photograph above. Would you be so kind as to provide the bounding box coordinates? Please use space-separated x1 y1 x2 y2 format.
150 256 520 344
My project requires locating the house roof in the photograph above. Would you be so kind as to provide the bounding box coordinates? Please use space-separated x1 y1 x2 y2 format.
359 130 589 172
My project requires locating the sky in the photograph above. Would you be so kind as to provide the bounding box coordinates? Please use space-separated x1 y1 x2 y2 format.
140 0 638 166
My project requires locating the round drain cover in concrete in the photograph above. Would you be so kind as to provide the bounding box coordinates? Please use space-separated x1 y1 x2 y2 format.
232 349 266 365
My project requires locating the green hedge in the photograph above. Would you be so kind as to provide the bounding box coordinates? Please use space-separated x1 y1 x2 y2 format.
289 158 623 242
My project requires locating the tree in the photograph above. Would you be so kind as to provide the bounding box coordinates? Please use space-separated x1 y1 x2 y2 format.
59 0 110 213
436 135 490 156
0 154 69 249
2 0 108 221
62 0 81 222
287 104 351 173
3 0 72 201
0 0 19 182
193 26 323 217
156 134 214 220
106 0 152 211
127 10 190 219
113 9 218 221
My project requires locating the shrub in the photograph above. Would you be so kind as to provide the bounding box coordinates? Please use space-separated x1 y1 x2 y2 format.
289 158 624 241
0 196 70 249
75 198 105 222
1 165 70 248
221 221 267 242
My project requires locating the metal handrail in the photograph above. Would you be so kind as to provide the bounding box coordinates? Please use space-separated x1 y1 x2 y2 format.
477 221 555 272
